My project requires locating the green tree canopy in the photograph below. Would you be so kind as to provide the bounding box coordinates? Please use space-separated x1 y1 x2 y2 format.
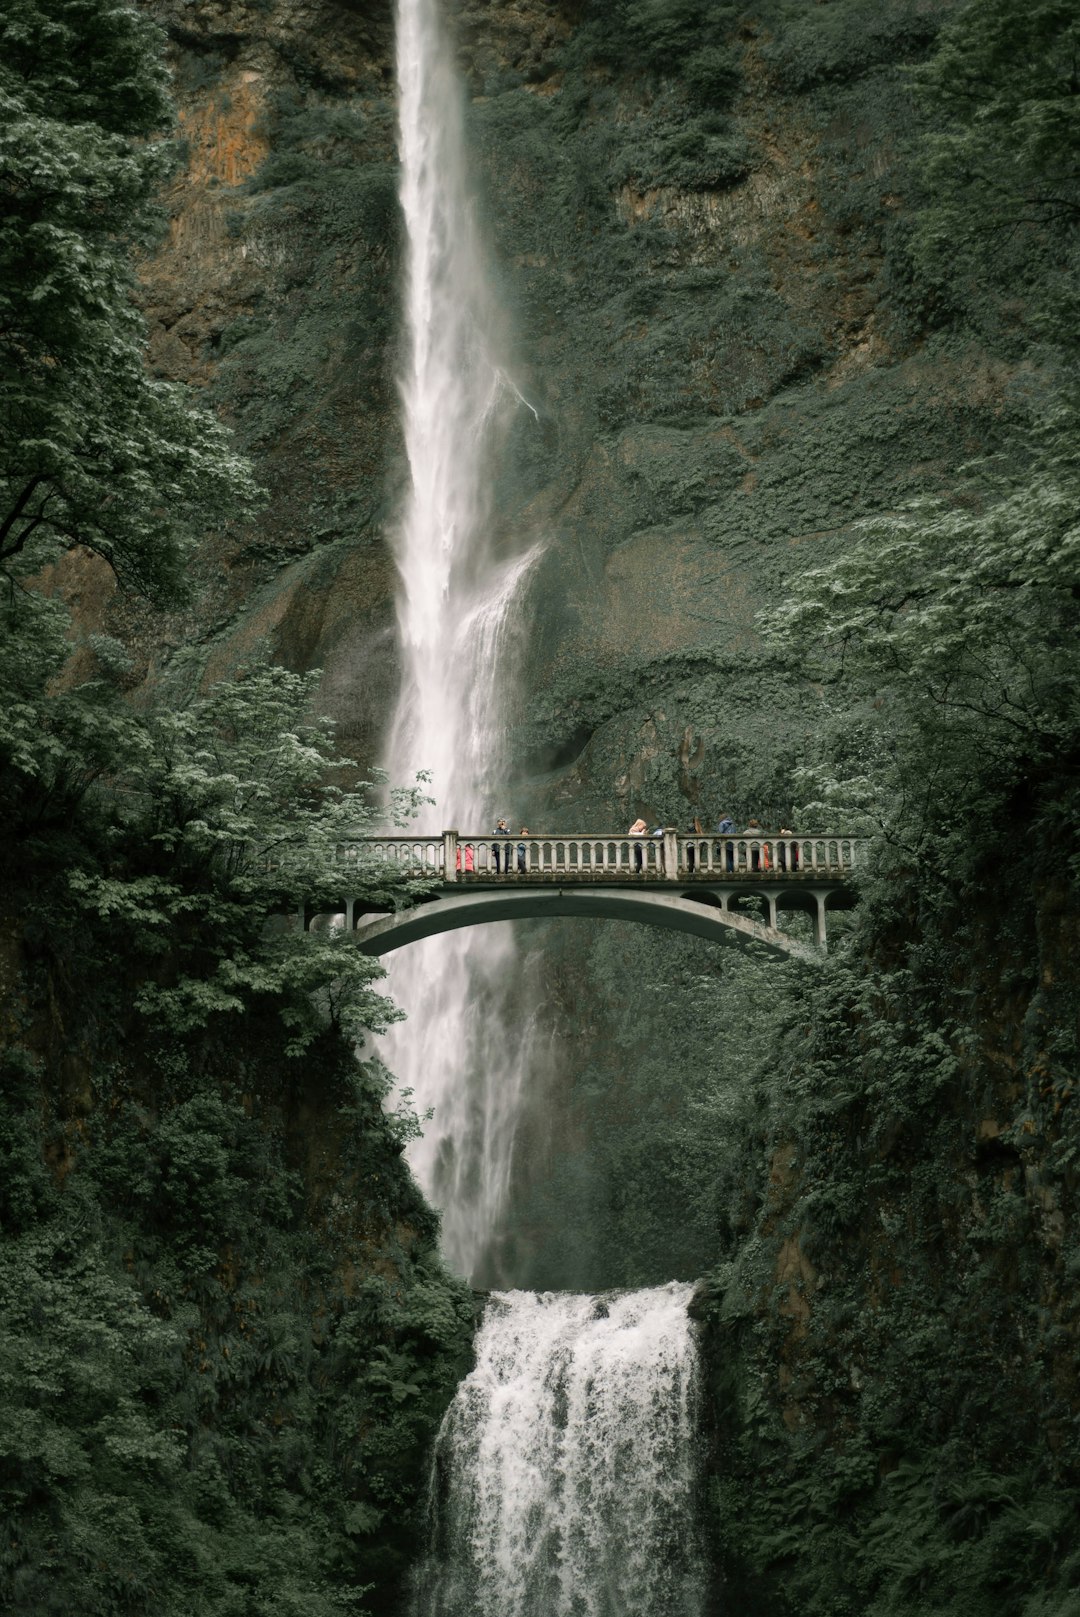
910 0 1080 344
761 426 1080 848
0 0 257 601
0 591 429 1051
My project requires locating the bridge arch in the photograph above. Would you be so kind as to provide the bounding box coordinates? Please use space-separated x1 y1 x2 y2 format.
329 886 852 963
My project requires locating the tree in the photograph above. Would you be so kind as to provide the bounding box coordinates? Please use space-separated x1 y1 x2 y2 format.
58 656 432 1050
759 422 1080 864
0 0 257 601
909 0 1080 345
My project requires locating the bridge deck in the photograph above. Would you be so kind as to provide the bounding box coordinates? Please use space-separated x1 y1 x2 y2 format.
438 868 847 886
336 830 860 886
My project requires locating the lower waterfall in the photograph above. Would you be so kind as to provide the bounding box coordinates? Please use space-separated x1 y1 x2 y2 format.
412 1283 706 1617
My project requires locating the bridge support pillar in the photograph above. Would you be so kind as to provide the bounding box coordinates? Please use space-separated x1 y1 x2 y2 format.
345 898 355 932
765 894 778 930
813 892 828 951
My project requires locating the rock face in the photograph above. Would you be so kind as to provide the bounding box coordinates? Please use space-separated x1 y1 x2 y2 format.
100 0 1031 1280
102 0 403 755
72 0 986 820
31 7 1075 1610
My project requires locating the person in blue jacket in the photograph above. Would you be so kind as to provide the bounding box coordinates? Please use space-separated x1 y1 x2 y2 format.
492 818 512 873
714 814 735 872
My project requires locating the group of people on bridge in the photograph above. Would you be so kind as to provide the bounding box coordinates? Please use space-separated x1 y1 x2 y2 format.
627 814 800 874
453 820 532 874
448 815 803 877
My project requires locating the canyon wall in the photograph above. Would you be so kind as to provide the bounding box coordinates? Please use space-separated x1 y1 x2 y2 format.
87 0 996 823
23 3 1076 1611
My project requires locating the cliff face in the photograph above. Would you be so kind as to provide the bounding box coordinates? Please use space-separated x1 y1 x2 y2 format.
19 1 1078 1613
74 0 987 816
64 0 402 759
683 828 1080 1614
1 880 474 1615
119 0 1071 1371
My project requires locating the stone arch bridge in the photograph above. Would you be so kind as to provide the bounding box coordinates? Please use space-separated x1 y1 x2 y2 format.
304 830 862 962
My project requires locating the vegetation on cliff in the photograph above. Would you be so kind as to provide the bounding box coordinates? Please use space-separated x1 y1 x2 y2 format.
699 422 1080 1615
499 3 1080 1612
3 0 1079 1612
0 7 471 1614
0 0 257 601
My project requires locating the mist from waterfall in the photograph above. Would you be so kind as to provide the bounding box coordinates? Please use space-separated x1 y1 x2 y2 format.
382 0 539 1282
412 1284 707 1617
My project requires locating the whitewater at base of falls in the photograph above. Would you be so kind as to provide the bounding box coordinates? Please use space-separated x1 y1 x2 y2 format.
412 1283 706 1617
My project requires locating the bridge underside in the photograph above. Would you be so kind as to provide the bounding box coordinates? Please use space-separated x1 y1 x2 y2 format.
327 883 853 961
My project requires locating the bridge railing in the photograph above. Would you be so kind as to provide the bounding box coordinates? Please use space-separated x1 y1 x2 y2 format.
517 836 668 876
333 832 860 881
678 835 859 877
335 836 445 876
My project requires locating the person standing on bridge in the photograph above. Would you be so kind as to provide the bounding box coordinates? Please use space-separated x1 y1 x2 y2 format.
517 828 530 873
744 818 770 872
492 818 512 873
714 814 735 872
628 817 647 871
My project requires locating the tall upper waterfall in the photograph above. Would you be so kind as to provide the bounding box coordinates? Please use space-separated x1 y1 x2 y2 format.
383 0 539 1281
412 1284 707 1617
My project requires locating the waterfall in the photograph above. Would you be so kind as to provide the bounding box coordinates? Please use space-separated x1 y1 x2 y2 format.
413 1284 706 1617
383 0 538 1282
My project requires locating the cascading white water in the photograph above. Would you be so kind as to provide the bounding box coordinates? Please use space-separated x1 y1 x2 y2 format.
413 1284 707 1617
383 0 539 1281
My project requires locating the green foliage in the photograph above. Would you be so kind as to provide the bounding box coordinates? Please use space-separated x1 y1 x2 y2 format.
0 593 140 830
2 613 426 1050
0 592 469 1615
216 91 399 489
695 902 1080 1616
0 1051 54 1233
0 16 470 1603
0 540 472 1617
0 1043 473 1616
0 0 257 601
685 45 1080 1588
612 102 753 193
758 0 948 93
504 14 1080 1606
908 0 1080 346
572 0 742 95
0 1226 196 1615
0 0 171 131
565 0 750 193
761 424 1080 846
